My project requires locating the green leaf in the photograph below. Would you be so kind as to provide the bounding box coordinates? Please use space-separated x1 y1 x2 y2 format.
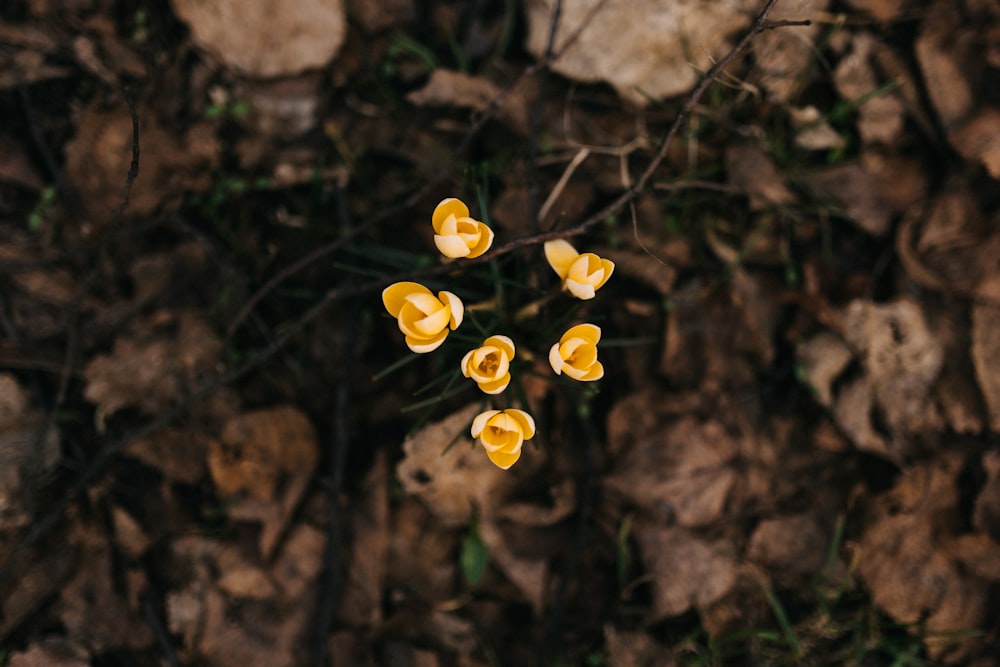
461 522 489 587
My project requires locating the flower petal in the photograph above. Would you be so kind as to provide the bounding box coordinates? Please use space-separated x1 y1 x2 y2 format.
596 258 615 288
548 342 564 375
471 410 500 438
438 291 464 329
544 239 579 279
563 323 601 344
412 305 451 336
405 329 448 353
382 281 430 317
565 279 597 300
478 374 510 394
460 349 475 378
483 335 515 360
466 222 495 258
432 198 470 233
579 361 604 381
434 233 472 258
506 409 536 439
485 447 521 470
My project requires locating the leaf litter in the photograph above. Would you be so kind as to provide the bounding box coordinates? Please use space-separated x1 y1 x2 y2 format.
2 0 1000 664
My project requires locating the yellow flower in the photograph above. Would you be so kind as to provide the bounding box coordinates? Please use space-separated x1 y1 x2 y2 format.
382 281 463 353
461 335 515 394
471 408 535 469
432 198 495 259
543 239 614 300
549 323 604 381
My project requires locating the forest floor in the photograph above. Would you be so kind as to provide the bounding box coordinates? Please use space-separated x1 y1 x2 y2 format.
2 0 1000 665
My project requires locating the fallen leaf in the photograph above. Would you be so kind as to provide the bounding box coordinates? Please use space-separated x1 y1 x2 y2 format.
338 452 389 625
833 32 906 145
407 68 528 133
605 409 739 528
726 144 795 211
386 498 458 605
7 639 90 667
751 0 828 101
950 108 1000 180
843 298 943 439
524 0 757 106
633 520 738 620
747 513 829 577
788 105 846 151
170 0 346 77
83 310 222 429
110 505 150 558
915 12 974 129
796 332 853 407
807 162 893 236
857 455 988 662
974 450 1000 540
843 0 909 22
124 427 214 485
972 288 1000 434
604 627 674 667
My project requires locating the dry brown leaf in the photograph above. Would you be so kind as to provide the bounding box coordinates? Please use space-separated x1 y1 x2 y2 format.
915 13 974 129
349 0 414 32
970 287 1000 432
110 505 150 558
0 541 78 639
58 540 153 652
807 162 893 236
124 427 214 485
843 298 943 440
605 412 738 528
832 375 889 458
396 403 536 527
386 498 457 605
64 105 217 224
604 627 674 667
129 241 209 305
83 310 222 428
272 523 325 600
407 68 528 133
751 0 827 101
796 332 853 407
7 639 90 667
974 450 1000 540
0 373 60 529
170 0 346 77
747 513 828 577
633 520 738 620
209 405 318 557
726 144 795 211
198 588 307 667
524 0 757 106
950 108 1000 180
946 533 1000 582
479 519 549 614
788 105 846 151
857 455 988 662
833 32 906 145
843 0 909 22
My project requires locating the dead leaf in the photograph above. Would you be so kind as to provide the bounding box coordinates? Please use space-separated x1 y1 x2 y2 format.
633 520 738 620
604 627 674 667
972 289 1000 433
386 498 458 605
796 332 853 407
479 519 549 614
198 588 307 667
209 405 318 557
83 310 222 429
110 505 150 558
338 452 389 626
524 0 757 106
788 105 846 151
833 32 906 145
915 13 974 129
170 0 346 77
348 0 414 33
7 639 90 667
396 403 535 527
751 0 828 101
272 523 325 600
950 108 1000 180
857 455 988 662
843 0 909 22
0 373 60 528
407 68 528 133
605 412 738 528
726 144 795 211
64 105 217 224
843 299 944 442
125 427 214 485
974 450 1000 540
747 513 828 577
807 162 893 236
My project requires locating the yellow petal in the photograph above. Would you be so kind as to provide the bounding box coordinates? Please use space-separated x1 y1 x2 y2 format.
412 304 450 336
506 409 535 439
483 335 515 360
405 329 448 353
434 233 471 258
568 254 600 282
471 410 500 438
544 239 579 279
478 374 510 394
549 342 564 375
563 323 601 344
485 447 521 470
579 361 604 381
460 349 475 378
438 291 464 329
596 258 615 288
432 198 470 233
382 281 430 317
466 222 494 259
565 279 597 300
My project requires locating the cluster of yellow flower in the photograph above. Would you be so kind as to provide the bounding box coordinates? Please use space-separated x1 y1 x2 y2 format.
382 198 614 469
